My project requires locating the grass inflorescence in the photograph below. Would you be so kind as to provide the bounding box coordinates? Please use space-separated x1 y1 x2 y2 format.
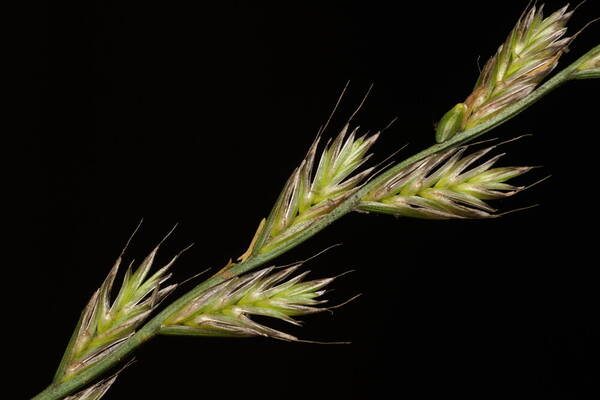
31 3 599 399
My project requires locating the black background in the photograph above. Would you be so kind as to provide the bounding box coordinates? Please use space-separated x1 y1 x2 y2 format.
24 0 599 399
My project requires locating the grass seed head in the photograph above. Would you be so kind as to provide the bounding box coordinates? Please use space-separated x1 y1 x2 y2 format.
258 123 379 254
162 264 335 341
436 3 574 142
360 144 533 219
58 239 182 381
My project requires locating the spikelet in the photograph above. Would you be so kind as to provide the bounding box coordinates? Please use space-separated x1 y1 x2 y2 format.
162 265 334 341
580 50 600 70
573 45 600 79
56 238 182 381
436 3 574 142
360 144 532 219
256 123 379 254
63 375 118 400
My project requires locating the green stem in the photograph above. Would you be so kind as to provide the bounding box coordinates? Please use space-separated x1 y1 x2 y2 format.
32 47 595 400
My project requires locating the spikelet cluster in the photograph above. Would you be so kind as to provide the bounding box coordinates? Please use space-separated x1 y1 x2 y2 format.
162 265 334 341
57 242 180 381
360 145 532 219
256 123 379 254
436 4 574 142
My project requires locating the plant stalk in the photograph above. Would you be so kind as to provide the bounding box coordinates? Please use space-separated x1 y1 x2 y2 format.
31 47 595 400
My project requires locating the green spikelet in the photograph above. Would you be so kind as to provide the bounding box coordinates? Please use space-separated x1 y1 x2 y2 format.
255 123 379 254
162 265 335 341
360 144 533 219
436 4 574 142
572 44 600 79
55 236 183 382
63 375 118 400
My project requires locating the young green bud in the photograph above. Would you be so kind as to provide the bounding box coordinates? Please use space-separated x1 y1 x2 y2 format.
435 103 468 143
